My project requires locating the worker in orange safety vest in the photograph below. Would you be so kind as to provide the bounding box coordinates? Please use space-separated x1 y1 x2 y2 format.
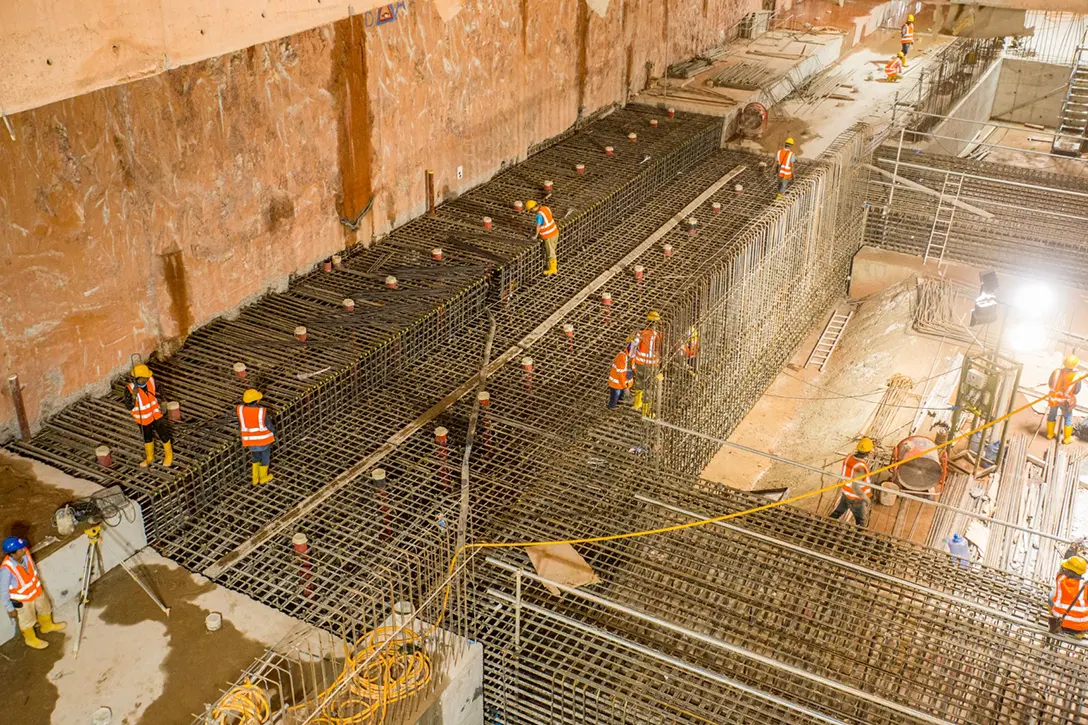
631 311 664 416
829 438 873 527
900 14 915 65
2 536 66 650
1050 555 1088 638
775 138 796 199
237 388 276 485
885 52 904 83
1047 354 1082 444
678 326 699 375
607 339 635 409
526 199 560 277
126 364 174 468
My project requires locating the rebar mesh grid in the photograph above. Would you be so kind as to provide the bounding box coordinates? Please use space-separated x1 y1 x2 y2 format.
907 38 1004 135
864 145 1088 287
9 106 722 542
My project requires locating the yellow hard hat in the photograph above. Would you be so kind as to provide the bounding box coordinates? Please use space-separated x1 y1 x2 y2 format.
907 14 914 22
857 437 874 454
647 311 662 322
784 137 795 146
1065 355 1080 369
242 389 263 404
525 200 537 211
1063 556 1088 576
132 364 152 378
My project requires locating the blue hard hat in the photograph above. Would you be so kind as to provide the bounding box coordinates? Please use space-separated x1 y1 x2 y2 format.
2 537 27 554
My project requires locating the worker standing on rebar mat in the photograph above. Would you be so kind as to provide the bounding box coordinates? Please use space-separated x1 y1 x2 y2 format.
631 311 663 416
526 200 559 277
830 438 873 527
900 14 915 66
238 389 276 485
775 139 795 199
1047 354 1082 444
2 537 66 651
608 338 635 409
885 52 904 83
126 364 174 468
1049 556 1088 638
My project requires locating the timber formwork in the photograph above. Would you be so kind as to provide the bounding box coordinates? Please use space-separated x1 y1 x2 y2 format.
864 145 1088 286
9 106 723 541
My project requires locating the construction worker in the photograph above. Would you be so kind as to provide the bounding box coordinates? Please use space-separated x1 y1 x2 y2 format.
1047 354 1082 444
679 326 699 375
237 389 276 485
2 537 66 650
901 14 915 65
631 311 663 415
607 339 635 409
885 52 905 82
126 364 174 468
525 200 559 276
775 138 796 198
830 438 873 527
1049 555 1088 638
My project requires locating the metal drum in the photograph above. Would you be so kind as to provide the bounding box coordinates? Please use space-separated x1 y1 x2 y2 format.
894 435 944 491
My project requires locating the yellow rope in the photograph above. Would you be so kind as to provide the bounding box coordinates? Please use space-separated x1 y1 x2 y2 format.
211 679 271 725
239 371 1078 724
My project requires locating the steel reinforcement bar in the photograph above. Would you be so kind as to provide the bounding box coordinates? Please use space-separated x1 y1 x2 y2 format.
9 105 723 542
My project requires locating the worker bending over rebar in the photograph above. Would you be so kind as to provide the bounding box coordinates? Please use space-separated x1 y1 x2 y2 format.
830 438 873 527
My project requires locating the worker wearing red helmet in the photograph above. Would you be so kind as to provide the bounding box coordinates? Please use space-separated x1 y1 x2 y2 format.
1 536 66 650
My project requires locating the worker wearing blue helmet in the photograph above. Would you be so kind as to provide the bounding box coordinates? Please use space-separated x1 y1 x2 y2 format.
1 536 66 649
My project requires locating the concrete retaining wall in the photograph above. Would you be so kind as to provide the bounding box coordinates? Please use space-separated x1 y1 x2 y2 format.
991 58 1069 128
921 58 1002 157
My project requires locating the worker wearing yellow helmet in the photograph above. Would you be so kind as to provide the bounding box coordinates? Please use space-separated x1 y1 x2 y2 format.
125 363 174 468
630 312 664 416
525 199 560 277
775 138 796 200
901 14 915 66
237 389 276 485
885 51 905 83
1047 354 1082 444
1051 555 1088 638
830 438 874 527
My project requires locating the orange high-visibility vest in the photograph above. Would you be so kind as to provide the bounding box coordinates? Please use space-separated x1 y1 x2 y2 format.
1052 572 1088 631
127 378 163 425
841 454 872 501
680 330 700 359
632 328 661 366
608 351 633 390
777 149 795 179
237 405 275 447
885 57 903 78
1049 367 1079 407
2 553 44 603
901 22 914 44
536 206 559 240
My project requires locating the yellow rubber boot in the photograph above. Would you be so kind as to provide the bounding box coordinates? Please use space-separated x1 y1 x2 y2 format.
631 389 644 410
37 613 66 634
139 442 155 468
548 258 558 276
1047 421 1057 440
21 627 48 650
259 465 274 485
162 441 174 468
252 463 261 486
1064 425 1074 444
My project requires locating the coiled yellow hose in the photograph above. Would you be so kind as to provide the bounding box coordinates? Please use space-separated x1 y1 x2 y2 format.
212 678 271 725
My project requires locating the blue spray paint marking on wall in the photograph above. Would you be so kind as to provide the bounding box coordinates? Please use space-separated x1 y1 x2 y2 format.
366 1 408 27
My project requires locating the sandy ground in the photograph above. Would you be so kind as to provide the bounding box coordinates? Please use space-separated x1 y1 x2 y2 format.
0 549 313 725
702 252 1088 545
0 453 101 547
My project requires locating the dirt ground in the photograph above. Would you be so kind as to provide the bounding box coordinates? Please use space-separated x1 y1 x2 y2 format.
0 453 100 546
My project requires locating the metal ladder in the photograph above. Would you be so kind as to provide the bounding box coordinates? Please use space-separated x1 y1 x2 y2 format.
1052 40 1088 156
806 310 853 371
922 171 963 265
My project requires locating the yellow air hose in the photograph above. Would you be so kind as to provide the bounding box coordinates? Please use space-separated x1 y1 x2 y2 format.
211 679 271 725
